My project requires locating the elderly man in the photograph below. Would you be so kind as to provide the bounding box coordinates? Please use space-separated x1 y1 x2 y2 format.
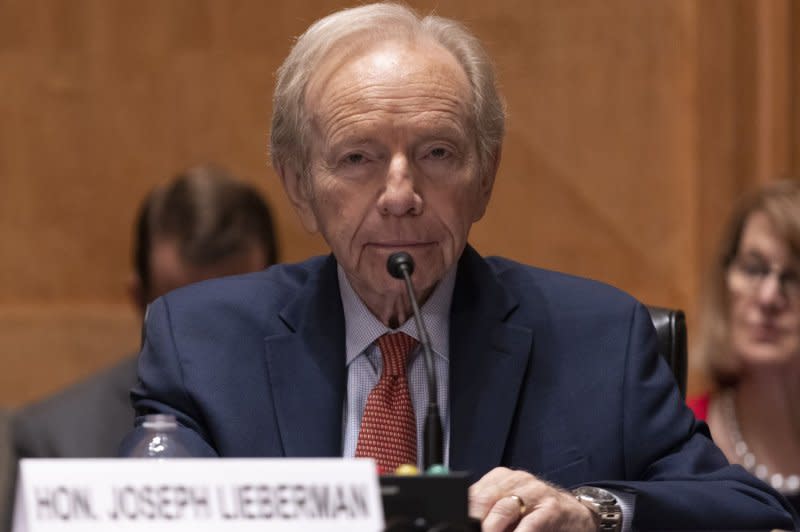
125 4 795 531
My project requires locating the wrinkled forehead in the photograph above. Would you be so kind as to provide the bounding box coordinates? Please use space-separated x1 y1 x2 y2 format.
305 35 472 118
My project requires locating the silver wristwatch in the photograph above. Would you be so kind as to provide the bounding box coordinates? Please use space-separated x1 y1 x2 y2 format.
572 486 622 532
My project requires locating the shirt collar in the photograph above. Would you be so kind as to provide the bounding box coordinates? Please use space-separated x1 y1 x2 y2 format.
338 263 456 365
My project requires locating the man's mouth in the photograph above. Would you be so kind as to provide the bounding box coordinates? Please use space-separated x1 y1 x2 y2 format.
369 241 434 248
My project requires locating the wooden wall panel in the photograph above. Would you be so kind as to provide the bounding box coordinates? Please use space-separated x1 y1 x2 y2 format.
794 0 800 173
752 0 792 182
468 1 696 310
1 0 797 406
0 304 139 405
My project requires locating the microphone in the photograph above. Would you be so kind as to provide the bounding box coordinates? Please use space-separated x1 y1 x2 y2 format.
386 252 443 469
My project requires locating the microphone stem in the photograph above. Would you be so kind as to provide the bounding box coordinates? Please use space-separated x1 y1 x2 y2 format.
401 269 443 467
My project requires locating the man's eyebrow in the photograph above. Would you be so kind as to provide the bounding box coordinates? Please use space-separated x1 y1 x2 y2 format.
415 125 469 141
326 136 377 152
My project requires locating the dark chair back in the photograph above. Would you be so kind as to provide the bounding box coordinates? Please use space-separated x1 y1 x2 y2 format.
0 409 13 532
645 306 688 398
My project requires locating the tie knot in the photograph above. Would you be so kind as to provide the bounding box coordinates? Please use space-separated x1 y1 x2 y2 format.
376 332 418 376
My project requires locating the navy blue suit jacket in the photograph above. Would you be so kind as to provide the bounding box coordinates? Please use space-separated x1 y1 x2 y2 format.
127 246 795 530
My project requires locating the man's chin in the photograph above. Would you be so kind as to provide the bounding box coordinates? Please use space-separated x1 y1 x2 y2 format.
354 271 406 297
351 258 443 302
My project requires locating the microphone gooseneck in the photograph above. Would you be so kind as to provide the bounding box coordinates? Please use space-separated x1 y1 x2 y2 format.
386 252 443 469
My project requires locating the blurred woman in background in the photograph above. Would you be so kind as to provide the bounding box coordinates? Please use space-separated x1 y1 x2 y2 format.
690 179 800 512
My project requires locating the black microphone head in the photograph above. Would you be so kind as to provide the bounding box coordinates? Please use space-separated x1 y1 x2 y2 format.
387 252 414 279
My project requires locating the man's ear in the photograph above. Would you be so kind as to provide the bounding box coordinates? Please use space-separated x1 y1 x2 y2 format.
273 160 319 233
472 145 502 222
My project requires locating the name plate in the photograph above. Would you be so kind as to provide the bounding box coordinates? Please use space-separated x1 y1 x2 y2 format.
13 458 383 532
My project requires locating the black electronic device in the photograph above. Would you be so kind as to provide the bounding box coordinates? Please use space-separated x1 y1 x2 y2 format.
380 473 480 532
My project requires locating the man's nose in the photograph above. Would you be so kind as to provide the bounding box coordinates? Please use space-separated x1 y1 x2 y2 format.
377 154 423 216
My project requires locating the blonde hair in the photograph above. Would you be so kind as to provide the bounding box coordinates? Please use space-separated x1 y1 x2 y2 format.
269 2 505 179
695 179 800 388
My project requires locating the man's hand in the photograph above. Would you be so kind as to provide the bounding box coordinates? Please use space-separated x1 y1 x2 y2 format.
469 467 599 531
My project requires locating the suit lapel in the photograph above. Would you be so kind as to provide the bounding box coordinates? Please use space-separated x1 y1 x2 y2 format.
263 256 346 457
260 249 535 466
449 247 533 476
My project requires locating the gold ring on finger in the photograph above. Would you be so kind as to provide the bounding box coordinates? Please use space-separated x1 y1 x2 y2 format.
508 494 526 516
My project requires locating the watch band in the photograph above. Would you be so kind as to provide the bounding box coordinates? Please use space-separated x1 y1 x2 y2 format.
572 486 622 532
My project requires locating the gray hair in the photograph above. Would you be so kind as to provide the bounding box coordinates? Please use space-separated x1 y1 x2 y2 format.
269 2 505 179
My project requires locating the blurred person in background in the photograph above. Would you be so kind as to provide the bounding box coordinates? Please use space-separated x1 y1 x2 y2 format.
11 163 279 459
4 162 279 532
689 179 800 514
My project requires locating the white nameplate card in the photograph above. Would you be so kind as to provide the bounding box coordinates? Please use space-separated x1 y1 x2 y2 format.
13 458 383 532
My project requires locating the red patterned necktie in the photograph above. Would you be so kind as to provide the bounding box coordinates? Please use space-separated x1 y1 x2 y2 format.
355 332 419 473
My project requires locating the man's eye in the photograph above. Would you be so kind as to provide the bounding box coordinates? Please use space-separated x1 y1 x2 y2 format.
428 147 450 160
343 153 366 165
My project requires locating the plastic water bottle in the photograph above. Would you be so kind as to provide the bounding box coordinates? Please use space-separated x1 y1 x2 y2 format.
126 414 191 458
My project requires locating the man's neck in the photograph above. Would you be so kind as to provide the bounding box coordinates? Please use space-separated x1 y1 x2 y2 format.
337 263 457 364
345 274 437 329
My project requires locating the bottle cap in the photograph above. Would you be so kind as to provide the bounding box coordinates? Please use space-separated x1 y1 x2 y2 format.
141 413 178 431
